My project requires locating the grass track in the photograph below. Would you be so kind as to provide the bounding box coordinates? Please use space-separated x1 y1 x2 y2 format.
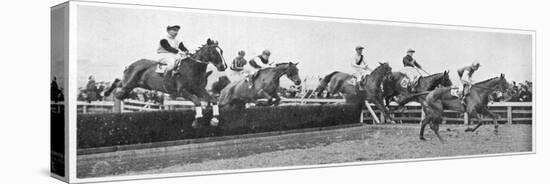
80 124 532 178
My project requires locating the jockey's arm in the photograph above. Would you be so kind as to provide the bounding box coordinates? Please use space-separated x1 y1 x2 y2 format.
178 42 188 53
256 57 272 68
159 39 180 54
460 70 473 84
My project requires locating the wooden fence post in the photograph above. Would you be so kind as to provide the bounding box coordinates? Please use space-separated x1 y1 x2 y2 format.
360 110 365 123
463 113 468 125
420 107 425 125
114 99 122 113
364 100 380 124
506 106 513 125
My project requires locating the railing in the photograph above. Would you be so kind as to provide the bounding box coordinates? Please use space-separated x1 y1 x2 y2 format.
75 99 532 125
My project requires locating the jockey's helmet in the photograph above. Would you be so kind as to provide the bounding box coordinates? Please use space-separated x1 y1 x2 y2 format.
355 46 364 50
166 25 181 31
262 50 271 56
407 48 415 53
472 61 481 67
238 50 246 56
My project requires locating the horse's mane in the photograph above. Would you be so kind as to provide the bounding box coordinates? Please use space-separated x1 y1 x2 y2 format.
371 63 388 74
474 76 499 85
424 72 442 78
192 42 215 55
275 62 292 66
251 62 293 82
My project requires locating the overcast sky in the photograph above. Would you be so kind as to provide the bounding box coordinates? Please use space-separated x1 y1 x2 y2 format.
76 5 533 89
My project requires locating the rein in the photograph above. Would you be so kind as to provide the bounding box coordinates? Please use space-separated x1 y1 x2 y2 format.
471 83 501 91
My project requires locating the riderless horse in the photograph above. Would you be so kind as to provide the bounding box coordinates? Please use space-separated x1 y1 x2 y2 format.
314 62 394 123
403 74 508 142
218 62 301 108
104 39 227 128
382 71 453 107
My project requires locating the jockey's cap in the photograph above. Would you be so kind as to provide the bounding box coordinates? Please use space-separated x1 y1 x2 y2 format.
262 50 271 56
166 25 181 31
355 46 365 50
472 61 480 67
238 50 246 55
407 48 415 53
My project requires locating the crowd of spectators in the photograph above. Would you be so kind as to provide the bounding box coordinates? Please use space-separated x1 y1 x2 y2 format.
490 80 532 102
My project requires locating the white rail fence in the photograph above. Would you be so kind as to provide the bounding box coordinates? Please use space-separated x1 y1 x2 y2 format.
76 99 532 125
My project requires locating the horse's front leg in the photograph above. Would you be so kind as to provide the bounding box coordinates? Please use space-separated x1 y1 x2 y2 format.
481 107 500 134
373 98 393 124
178 89 203 129
195 88 221 127
271 93 282 106
256 89 274 106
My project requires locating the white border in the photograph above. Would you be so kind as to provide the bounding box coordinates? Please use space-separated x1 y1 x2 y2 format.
65 1 536 183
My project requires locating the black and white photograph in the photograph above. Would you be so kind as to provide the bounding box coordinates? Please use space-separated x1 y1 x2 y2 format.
69 1 535 181
36 0 543 183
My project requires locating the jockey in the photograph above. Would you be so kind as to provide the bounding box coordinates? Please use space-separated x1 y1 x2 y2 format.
155 25 189 76
228 50 247 82
242 49 272 88
457 61 481 104
351 46 373 79
401 48 423 92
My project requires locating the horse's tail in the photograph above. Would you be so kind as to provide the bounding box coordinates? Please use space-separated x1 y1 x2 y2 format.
218 82 236 107
103 78 121 97
315 71 340 97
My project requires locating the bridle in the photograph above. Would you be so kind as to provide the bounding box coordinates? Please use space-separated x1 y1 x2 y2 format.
471 80 505 91
187 45 226 67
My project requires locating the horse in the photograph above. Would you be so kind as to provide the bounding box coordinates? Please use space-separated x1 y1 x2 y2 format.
382 71 453 107
210 75 231 97
314 62 393 123
218 62 301 108
404 74 509 142
104 38 227 128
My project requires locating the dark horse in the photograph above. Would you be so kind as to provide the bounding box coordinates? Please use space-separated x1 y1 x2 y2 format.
382 71 453 107
405 74 508 142
104 39 227 128
218 62 301 108
314 62 393 123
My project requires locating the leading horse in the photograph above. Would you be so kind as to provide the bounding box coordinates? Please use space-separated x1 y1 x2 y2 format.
314 62 393 123
104 38 227 128
404 74 509 142
218 62 302 108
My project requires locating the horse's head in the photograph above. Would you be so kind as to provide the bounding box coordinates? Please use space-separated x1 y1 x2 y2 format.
194 38 227 71
278 62 302 85
497 73 509 92
377 62 393 78
439 70 453 87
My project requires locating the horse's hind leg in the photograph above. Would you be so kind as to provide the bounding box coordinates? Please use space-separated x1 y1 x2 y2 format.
466 113 483 132
430 119 445 143
419 117 429 141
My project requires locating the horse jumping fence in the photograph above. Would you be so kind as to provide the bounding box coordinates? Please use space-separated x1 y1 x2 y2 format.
76 99 532 125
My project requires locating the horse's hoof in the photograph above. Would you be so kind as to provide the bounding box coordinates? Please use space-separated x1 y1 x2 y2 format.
420 137 426 141
465 128 473 132
191 120 199 129
210 117 219 127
